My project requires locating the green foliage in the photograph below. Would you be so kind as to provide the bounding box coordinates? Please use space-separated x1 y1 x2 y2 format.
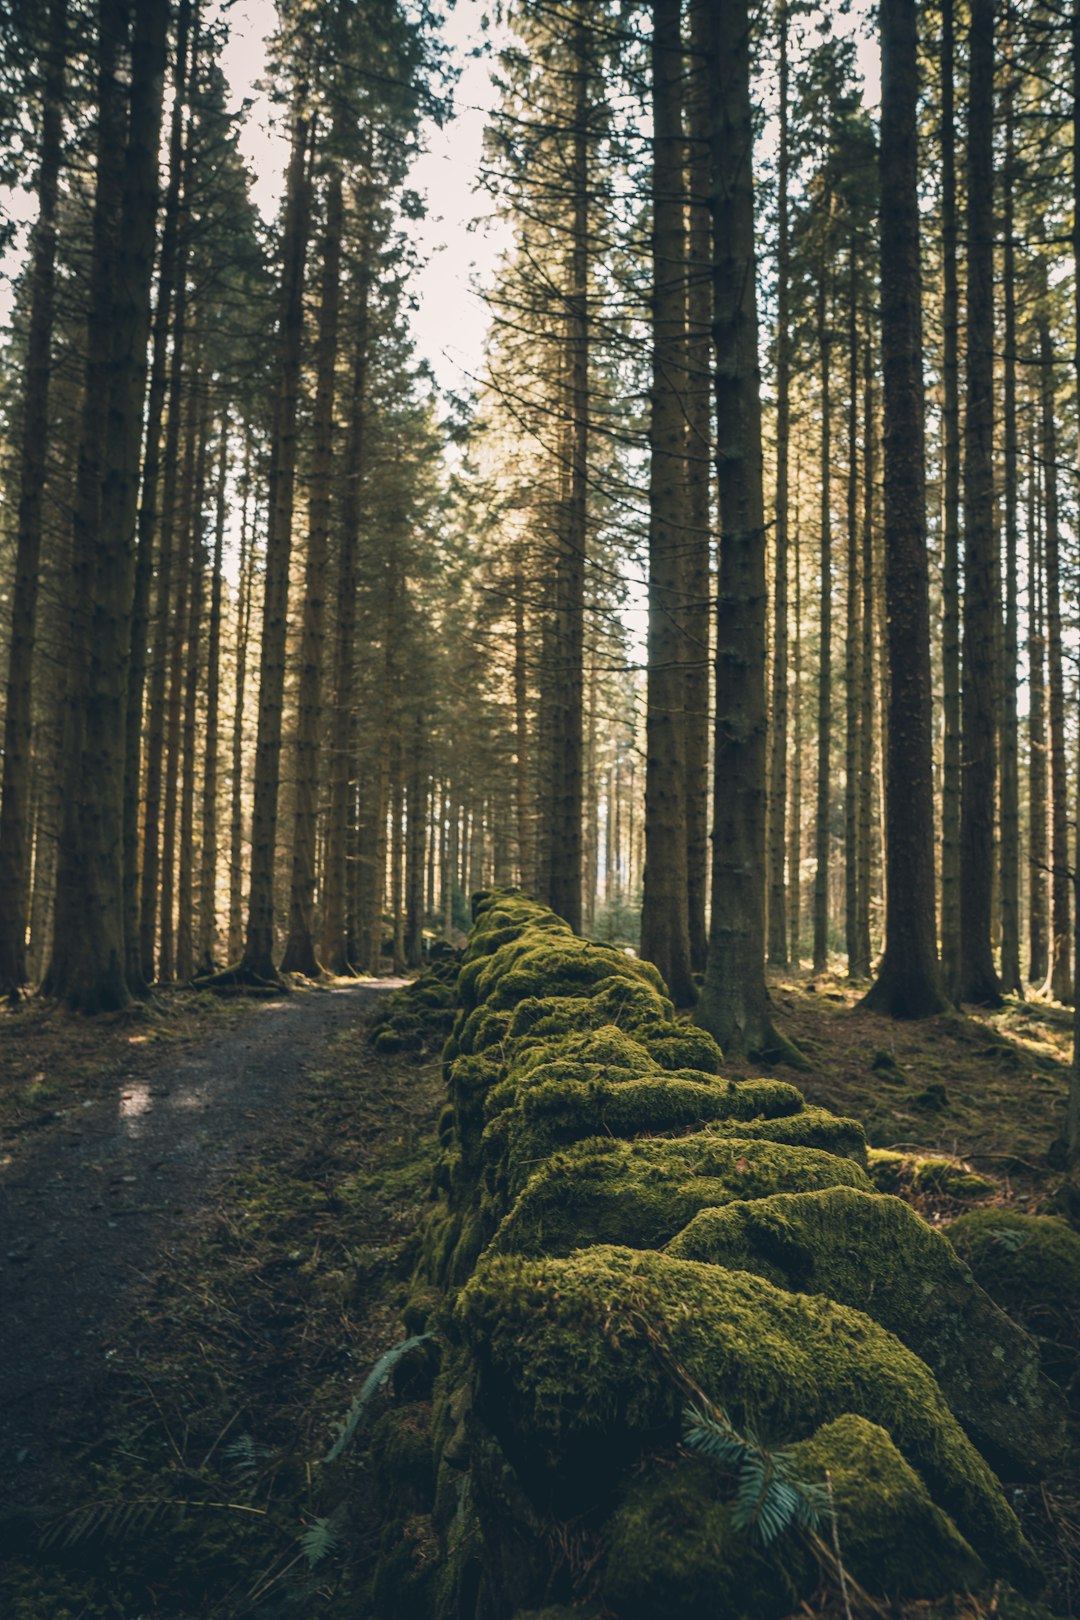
324 1333 435 1463
682 1404 828 1546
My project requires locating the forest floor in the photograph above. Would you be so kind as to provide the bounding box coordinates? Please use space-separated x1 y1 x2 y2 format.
0 964 1075 1616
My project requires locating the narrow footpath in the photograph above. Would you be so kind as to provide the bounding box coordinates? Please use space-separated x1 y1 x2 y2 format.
0 981 398 1514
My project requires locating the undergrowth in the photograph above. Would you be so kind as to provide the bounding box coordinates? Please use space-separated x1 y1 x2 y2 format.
0 1008 442 1619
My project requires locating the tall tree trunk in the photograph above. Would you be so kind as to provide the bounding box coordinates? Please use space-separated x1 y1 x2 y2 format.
1066 0 1080 1211
855 338 875 973
197 417 227 974
812 250 833 976
999 41 1021 997
767 0 791 970
685 0 713 973
235 108 311 983
140 119 192 983
641 0 694 1004
1028 421 1048 985
513 566 534 893
0 0 67 997
391 731 405 973
44 0 168 1011
939 0 962 996
282 167 342 976
227 439 254 962
696 0 794 1059
861 0 946 1017
123 0 193 995
322 244 369 974
176 396 209 981
844 243 866 978
406 709 426 967
1038 308 1072 1004
159 362 200 981
789 475 802 965
547 6 589 933
958 0 1001 1005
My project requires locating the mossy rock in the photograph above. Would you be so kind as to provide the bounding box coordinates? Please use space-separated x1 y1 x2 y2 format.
946 1209 1080 1386
601 1416 985 1618
454 1244 1037 1585
912 1158 997 1198
507 976 676 1043
643 1026 723 1073
373 1026 407 1054
371 1403 436 1517
667 1186 1062 1475
468 935 665 1017
489 1133 872 1260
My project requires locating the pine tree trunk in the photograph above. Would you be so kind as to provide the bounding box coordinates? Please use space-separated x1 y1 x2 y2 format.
696 0 791 1059
322 248 369 974
123 0 192 995
641 0 694 1004
856 341 875 973
844 244 867 979
766 0 791 970
1028 423 1048 985
513 567 534 893
547 6 588 933
44 0 168 1012
812 253 833 976
197 418 227 974
236 108 311 983
939 0 962 997
685 0 713 973
789 490 803 965
228 438 254 962
958 0 1001 1005
0 0 67 997
176 396 208 982
159 363 200 982
1067 0 1080 1209
282 168 342 977
861 0 946 1018
406 709 426 967
999 44 1021 997
1038 309 1072 1004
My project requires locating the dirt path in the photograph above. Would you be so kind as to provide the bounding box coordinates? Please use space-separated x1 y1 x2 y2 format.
0 981 399 1513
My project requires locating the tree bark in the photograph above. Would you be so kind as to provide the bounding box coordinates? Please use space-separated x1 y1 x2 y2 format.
958 0 1001 1006
695 0 794 1059
197 417 227 974
44 0 168 1012
812 247 833 976
767 0 791 970
999 39 1021 997
234 107 311 983
861 0 947 1018
0 0 68 997
1038 308 1072 1005
939 0 962 997
641 0 694 1005
282 167 342 977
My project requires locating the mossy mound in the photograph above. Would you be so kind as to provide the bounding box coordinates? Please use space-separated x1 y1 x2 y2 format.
374 891 1056 1616
455 1244 1036 1584
867 1147 997 1200
489 1133 872 1259
371 963 460 1056
601 1416 986 1618
667 1186 1062 1474
946 1208 1080 1388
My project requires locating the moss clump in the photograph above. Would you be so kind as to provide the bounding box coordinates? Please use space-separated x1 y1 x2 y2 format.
667 1186 1061 1476
508 976 675 1042
601 1416 985 1619
911 1158 997 1198
947 1208 1080 1387
371 1403 436 1518
455 1245 1037 1584
490 1133 871 1260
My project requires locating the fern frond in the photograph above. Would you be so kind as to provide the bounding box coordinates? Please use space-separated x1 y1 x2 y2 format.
300 1514 340 1568
324 1332 434 1463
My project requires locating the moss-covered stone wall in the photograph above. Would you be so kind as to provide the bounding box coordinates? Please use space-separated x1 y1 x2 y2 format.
370 892 1065 1620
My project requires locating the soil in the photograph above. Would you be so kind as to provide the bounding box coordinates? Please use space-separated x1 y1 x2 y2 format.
0 980 402 1516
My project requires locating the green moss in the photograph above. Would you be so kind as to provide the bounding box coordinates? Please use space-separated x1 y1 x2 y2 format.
911 1159 997 1198
371 1403 436 1517
643 1026 723 1073
490 1133 872 1260
455 1244 1037 1585
601 1416 985 1618
667 1186 1061 1476
508 976 676 1043
947 1209 1080 1385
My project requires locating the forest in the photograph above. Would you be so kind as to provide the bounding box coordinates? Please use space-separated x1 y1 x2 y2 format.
2 0 1080 1615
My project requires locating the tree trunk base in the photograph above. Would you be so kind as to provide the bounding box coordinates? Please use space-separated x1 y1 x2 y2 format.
194 961 287 996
